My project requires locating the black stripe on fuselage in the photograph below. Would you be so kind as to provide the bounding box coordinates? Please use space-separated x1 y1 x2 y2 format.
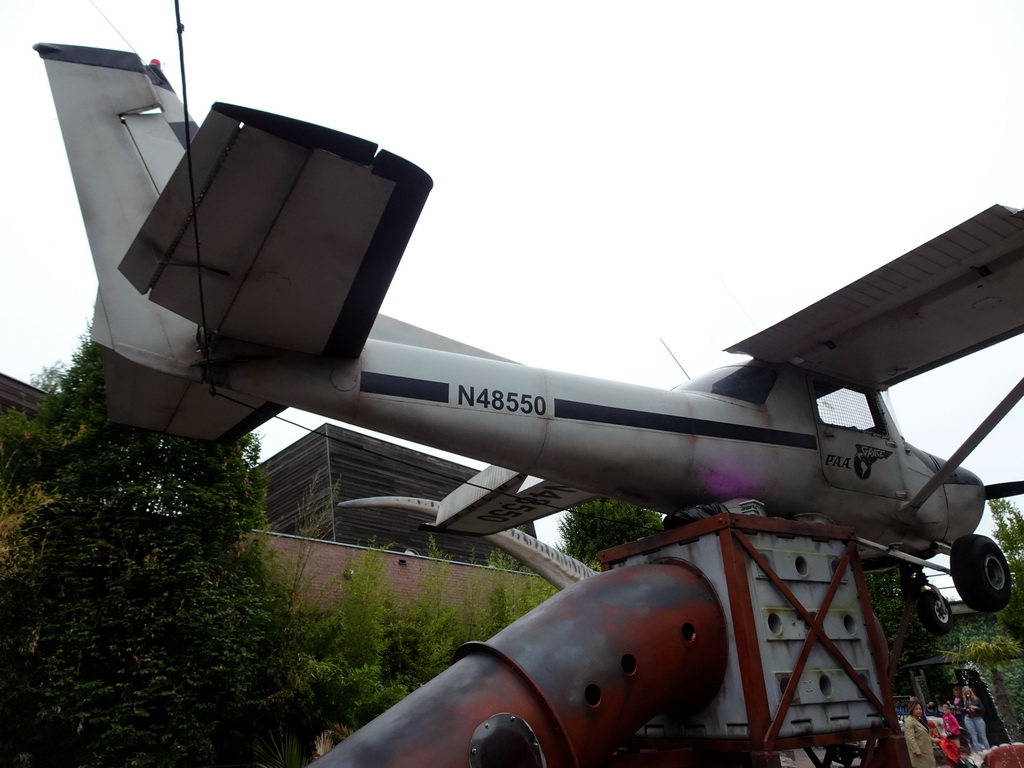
358 375 817 449
362 372 448 402
555 399 818 450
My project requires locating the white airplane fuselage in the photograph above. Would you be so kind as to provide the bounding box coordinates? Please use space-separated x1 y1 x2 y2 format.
217 336 984 557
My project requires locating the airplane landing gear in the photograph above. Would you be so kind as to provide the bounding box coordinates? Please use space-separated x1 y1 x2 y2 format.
917 585 953 636
950 534 1012 613
901 565 953 636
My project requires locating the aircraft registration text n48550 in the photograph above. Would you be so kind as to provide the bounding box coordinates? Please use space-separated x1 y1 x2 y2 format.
457 385 547 415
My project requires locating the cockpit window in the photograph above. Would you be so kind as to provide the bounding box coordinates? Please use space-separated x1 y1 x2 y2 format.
677 366 777 405
813 380 887 435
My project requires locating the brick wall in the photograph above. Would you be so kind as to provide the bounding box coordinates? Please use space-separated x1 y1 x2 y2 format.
262 531 538 606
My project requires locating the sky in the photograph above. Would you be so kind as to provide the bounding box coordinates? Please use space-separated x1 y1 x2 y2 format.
3 1 1024 572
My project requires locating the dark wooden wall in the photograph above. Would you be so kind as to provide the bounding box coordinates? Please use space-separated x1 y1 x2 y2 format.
0 374 45 416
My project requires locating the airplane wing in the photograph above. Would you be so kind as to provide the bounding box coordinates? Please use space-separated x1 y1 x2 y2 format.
119 102 433 360
727 205 1024 388
425 464 598 536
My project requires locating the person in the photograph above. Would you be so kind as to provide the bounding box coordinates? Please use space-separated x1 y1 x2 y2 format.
942 702 962 744
905 702 938 768
927 701 940 716
962 687 990 753
957 742 978 767
952 687 971 751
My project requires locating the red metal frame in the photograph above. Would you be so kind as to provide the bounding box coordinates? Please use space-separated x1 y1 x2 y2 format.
602 514 911 768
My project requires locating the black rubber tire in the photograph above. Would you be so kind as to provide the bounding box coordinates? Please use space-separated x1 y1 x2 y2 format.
917 587 953 635
950 534 1012 612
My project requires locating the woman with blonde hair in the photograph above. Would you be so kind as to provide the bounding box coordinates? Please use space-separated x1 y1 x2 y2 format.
962 687 990 752
905 702 938 768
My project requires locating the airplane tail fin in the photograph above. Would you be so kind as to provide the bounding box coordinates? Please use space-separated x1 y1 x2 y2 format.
36 42 197 364
35 43 243 438
37 43 432 440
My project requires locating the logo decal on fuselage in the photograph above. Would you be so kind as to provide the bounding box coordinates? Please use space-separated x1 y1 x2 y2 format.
825 445 893 479
853 444 893 480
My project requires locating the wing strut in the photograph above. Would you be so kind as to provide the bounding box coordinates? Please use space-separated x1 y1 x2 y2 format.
900 373 1024 515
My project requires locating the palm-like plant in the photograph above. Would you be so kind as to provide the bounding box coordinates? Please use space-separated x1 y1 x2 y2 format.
254 728 341 767
254 731 308 768
312 730 337 760
945 636 1022 743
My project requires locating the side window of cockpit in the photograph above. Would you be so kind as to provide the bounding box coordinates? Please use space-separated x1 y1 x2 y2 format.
813 381 887 436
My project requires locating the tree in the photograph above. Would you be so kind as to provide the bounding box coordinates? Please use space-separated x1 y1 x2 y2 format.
990 499 1024 642
946 636 1022 743
28 361 66 393
0 341 271 767
557 499 663 567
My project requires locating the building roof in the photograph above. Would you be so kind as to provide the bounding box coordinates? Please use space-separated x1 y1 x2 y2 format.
0 373 45 416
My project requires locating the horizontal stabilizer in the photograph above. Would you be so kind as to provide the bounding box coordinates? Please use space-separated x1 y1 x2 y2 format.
120 103 433 359
101 349 281 442
729 205 1024 387
430 464 596 535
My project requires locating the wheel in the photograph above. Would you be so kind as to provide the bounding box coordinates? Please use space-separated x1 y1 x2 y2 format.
950 534 1012 612
835 743 861 768
917 586 953 635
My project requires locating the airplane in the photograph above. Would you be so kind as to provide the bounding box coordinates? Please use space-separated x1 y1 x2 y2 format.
35 42 1023 634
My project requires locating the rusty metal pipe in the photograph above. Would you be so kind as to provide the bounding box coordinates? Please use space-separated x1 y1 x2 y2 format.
318 561 727 767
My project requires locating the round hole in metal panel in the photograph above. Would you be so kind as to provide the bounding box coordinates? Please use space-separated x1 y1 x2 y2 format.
778 674 791 695
767 612 783 635
585 684 602 707
819 674 833 698
681 622 696 641
621 654 637 675
843 613 857 635
795 555 809 577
